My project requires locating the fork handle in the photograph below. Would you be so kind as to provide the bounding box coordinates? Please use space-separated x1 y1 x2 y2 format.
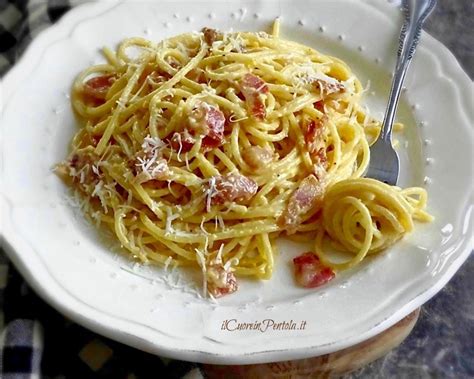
380 0 437 142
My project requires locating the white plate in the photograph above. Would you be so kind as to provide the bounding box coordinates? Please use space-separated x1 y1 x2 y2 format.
1 0 472 364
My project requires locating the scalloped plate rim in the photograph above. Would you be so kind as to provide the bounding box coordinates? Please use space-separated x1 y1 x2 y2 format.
0 0 473 364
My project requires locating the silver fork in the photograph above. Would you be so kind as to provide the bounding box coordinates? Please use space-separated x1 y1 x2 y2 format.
366 0 437 185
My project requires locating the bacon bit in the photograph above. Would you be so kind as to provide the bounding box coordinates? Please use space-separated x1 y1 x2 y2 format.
242 73 269 96
186 68 207 84
240 73 269 120
223 114 233 133
207 259 238 298
210 173 258 205
90 135 101 147
303 118 328 178
169 130 195 153
242 146 273 170
236 91 246 101
83 75 115 101
168 103 226 155
202 27 223 46
168 59 181 70
279 174 325 234
311 148 328 182
304 118 326 155
69 150 96 172
314 148 328 169
70 154 80 169
293 252 335 288
202 107 225 148
188 102 225 149
313 100 325 113
313 79 344 96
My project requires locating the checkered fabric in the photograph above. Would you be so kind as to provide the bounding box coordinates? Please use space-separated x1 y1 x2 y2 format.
0 0 70 75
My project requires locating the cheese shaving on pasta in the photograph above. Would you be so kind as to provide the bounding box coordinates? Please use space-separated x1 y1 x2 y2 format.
56 21 432 297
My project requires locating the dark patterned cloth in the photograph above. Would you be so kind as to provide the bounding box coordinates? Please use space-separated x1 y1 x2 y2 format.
1 1 472 378
0 260 204 378
0 0 69 74
0 256 202 377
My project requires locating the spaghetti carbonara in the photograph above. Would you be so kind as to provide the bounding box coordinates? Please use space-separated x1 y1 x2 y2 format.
56 23 432 297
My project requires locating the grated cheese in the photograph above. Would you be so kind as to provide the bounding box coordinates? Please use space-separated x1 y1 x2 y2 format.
227 33 246 53
167 180 177 197
91 180 104 197
291 64 345 94
91 210 102 227
203 176 219 212
164 256 173 271
199 85 217 97
216 243 224 263
132 262 141 272
165 207 179 235
208 293 218 303
204 236 209 253
150 200 159 213
217 214 226 230
224 257 239 271
342 76 357 93
78 166 88 184
360 79 371 95
200 216 209 235
142 134 165 152
211 40 224 52
91 164 100 175
135 135 167 178
172 132 183 162
184 153 190 171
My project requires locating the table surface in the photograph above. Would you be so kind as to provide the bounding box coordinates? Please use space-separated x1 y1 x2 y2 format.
1 1 473 378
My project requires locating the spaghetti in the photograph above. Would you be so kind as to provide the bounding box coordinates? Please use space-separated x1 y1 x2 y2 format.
56 23 432 296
